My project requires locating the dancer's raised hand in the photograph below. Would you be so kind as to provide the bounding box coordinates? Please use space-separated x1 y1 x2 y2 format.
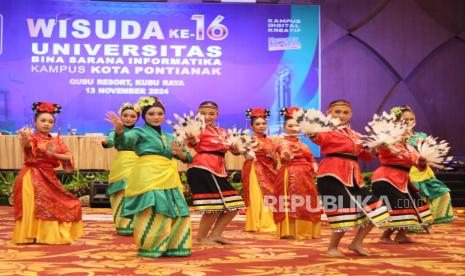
105 112 123 135
16 125 33 144
91 136 108 146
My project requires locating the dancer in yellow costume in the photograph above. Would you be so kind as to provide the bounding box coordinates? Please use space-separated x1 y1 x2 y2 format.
106 96 192 258
100 103 140 235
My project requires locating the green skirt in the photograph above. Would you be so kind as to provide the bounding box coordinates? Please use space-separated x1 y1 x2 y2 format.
121 188 190 219
121 187 191 258
413 178 454 224
106 179 127 196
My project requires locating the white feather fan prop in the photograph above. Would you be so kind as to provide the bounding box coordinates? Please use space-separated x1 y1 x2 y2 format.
292 108 340 135
226 128 258 160
167 111 205 144
362 112 408 149
415 136 453 169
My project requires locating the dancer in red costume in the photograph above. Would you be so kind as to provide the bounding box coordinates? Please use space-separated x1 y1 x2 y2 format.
311 100 389 256
273 107 322 240
371 107 434 244
186 101 245 245
12 102 83 244
241 108 277 232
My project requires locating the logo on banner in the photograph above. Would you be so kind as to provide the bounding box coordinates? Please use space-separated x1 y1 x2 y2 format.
268 37 301 51
267 18 302 51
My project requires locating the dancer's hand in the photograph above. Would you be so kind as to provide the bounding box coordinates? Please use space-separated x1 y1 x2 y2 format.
377 142 389 149
91 136 108 146
171 141 188 161
16 125 33 142
281 150 293 161
368 147 378 157
266 152 276 159
387 146 400 155
312 162 318 174
305 133 318 139
290 144 302 156
171 141 183 155
229 144 241 155
185 135 199 147
105 112 123 135
418 157 427 170
16 126 33 147
45 142 57 157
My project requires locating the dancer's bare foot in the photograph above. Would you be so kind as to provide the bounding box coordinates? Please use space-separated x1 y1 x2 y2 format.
424 225 434 234
378 237 396 244
325 248 344 257
348 244 370 256
379 229 395 244
280 235 295 240
195 238 219 245
394 236 415 243
209 236 235 245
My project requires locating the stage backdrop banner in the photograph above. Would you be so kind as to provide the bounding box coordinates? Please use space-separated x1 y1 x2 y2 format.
0 1 320 152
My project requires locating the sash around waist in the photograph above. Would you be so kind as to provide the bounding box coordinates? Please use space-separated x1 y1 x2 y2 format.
24 161 56 169
382 164 411 172
125 154 181 197
326 152 358 161
197 151 226 157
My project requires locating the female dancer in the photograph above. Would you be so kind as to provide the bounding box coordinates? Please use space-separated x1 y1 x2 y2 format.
241 108 277 232
393 106 454 225
13 102 83 244
186 101 245 245
101 103 140 235
371 107 434 243
311 100 390 256
273 107 322 240
106 96 192 258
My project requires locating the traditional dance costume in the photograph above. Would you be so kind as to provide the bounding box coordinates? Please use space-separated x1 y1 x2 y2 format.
13 133 83 244
273 136 322 239
408 132 454 224
187 125 245 213
116 124 192 258
241 134 277 232
103 126 138 235
311 127 390 232
371 142 434 229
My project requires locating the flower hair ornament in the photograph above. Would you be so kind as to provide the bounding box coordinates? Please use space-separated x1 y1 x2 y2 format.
280 107 300 119
137 96 163 108
32 102 61 114
390 105 412 121
118 102 141 116
245 108 271 119
390 106 402 118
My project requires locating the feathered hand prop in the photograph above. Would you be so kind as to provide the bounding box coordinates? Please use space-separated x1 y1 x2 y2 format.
361 112 408 149
226 128 258 160
293 108 340 135
167 111 205 144
415 136 453 169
